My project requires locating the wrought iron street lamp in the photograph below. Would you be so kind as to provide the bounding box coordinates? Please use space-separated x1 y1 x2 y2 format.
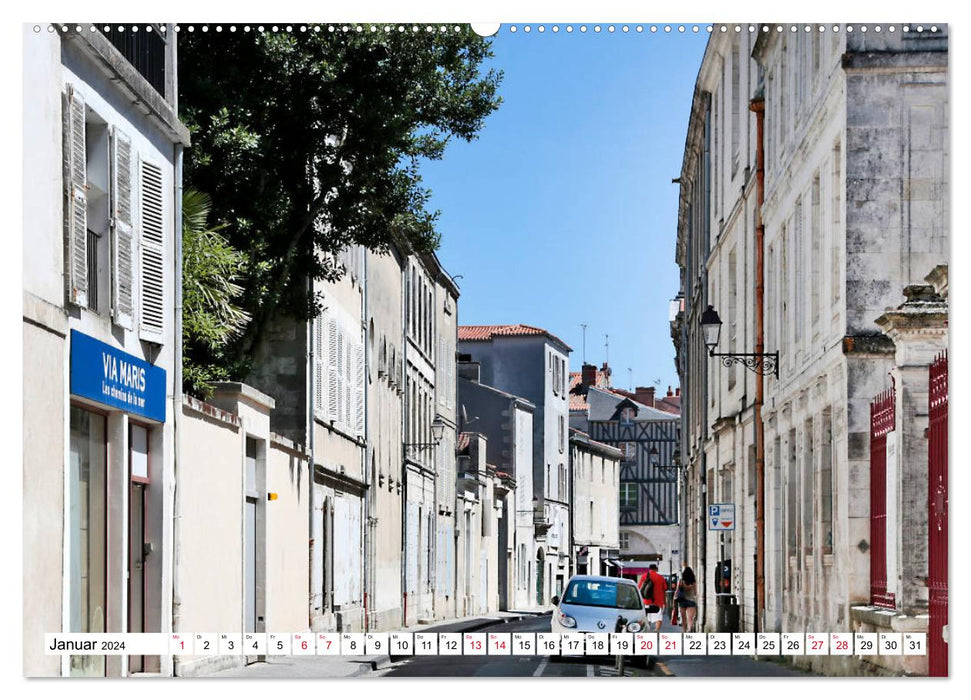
404 415 447 450
700 305 779 378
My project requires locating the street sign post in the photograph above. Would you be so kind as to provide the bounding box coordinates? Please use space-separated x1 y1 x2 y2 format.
707 503 736 531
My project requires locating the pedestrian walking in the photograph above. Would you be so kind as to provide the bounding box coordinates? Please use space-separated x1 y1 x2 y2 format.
640 563 668 632
674 565 698 633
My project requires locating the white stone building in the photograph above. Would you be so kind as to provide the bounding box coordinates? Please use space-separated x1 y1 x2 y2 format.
673 25 948 675
568 430 622 577
458 325 573 605
246 244 460 631
173 384 310 677
23 25 189 677
457 357 537 611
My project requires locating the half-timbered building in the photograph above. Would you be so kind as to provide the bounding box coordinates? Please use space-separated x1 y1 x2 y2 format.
570 366 681 575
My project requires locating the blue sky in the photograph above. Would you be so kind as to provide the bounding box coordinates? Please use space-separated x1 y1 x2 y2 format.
422 26 708 393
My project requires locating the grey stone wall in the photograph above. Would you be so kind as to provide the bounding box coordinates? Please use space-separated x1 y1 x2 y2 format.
246 315 309 445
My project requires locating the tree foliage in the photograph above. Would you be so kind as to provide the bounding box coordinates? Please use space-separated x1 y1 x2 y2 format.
178 26 503 372
181 188 250 398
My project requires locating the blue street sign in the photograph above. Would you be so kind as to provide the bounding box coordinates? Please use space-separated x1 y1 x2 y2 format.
707 503 736 531
70 330 166 422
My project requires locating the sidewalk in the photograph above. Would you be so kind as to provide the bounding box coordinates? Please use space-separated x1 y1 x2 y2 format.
202 610 548 679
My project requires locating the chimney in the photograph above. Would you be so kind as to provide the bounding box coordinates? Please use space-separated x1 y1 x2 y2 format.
676 387 681 397
581 363 597 389
635 386 656 407
600 362 612 385
666 385 674 397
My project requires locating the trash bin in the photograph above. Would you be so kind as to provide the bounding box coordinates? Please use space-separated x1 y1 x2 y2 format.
715 593 740 633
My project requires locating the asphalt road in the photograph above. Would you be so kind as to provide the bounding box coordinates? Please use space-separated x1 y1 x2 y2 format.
383 615 654 677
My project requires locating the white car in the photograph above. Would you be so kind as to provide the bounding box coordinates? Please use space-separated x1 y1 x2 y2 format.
550 575 648 637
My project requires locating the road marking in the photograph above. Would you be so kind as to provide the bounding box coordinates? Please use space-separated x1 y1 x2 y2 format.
586 664 594 677
533 657 549 677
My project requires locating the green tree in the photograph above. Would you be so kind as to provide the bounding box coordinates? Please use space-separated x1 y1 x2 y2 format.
181 188 250 398
179 26 502 374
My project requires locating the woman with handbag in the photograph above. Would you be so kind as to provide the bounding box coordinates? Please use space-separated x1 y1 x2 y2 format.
674 566 698 633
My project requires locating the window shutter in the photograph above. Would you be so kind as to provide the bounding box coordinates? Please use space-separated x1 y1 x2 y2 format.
139 160 166 343
447 343 454 409
354 339 364 435
327 317 339 422
62 85 88 307
313 316 325 412
110 128 134 329
344 336 353 428
438 338 446 406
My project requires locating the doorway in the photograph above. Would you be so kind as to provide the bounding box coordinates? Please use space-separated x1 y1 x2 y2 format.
68 406 107 677
535 550 545 606
128 423 149 674
128 482 145 672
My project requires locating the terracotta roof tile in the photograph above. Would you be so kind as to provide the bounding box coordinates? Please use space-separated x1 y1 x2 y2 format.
568 368 625 411
458 324 572 350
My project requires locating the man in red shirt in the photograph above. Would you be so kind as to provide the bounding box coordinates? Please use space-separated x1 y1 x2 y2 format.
640 563 668 632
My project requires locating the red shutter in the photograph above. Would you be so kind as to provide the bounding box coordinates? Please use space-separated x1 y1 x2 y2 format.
869 383 896 609
928 352 948 676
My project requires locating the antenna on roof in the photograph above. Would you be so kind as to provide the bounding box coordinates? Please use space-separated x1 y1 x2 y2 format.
628 368 633 392
580 323 587 364
605 334 609 366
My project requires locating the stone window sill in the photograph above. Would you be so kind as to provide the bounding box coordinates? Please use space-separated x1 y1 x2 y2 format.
850 605 928 632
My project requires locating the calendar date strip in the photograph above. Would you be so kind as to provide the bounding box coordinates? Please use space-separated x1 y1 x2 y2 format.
46 631 927 657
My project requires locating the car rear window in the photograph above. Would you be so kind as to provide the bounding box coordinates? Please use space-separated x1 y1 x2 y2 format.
562 580 644 610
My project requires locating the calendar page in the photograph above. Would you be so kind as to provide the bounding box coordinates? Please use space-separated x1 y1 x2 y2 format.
20 0 951 688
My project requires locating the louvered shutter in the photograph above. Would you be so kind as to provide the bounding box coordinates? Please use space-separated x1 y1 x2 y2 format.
447 342 454 409
327 317 339 422
438 337 446 406
110 128 134 329
62 85 88 307
354 340 364 435
139 160 166 343
313 316 324 413
344 336 353 428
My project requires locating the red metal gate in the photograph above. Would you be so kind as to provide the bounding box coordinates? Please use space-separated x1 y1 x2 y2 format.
928 351 948 676
870 383 896 609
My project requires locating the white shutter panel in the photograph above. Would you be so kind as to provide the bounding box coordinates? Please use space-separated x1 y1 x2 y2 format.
354 339 364 435
313 316 324 413
406 505 418 593
63 85 88 307
110 128 134 329
139 160 166 343
447 342 454 409
344 335 353 428
327 317 339 422
438 337 446 406
333 496 350 605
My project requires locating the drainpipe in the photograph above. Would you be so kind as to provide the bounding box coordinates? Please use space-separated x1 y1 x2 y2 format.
171 141 184 672
307 273 316 630
401 262 408 627
750 92 767 634
700 93 711 631
362 251 370 633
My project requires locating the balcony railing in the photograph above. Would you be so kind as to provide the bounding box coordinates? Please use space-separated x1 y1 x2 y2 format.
100 25 168 98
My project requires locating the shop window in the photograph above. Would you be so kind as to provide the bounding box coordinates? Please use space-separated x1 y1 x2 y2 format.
68 406 107 677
